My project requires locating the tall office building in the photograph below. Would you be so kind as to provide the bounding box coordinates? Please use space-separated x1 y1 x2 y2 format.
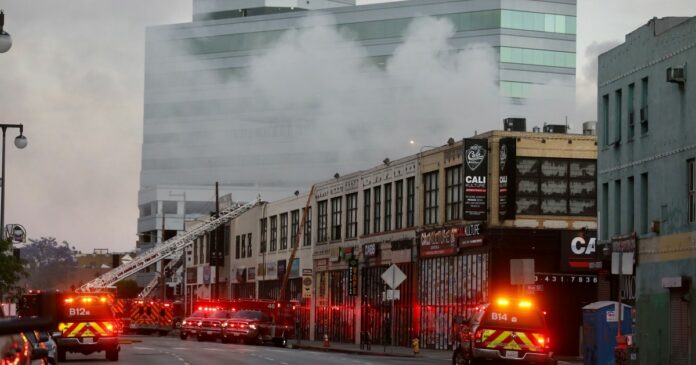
137 0 577 251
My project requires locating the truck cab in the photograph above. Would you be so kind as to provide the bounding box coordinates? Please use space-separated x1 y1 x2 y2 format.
54 294 120 362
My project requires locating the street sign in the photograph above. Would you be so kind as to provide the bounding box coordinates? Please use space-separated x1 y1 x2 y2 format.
381 264 406 289
302 269 313 298
611 252 634 275
5 224 26 243
510 259 535 285
382 289 400 301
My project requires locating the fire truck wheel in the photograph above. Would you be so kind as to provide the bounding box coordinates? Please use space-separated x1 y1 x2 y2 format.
452 349 473 365
106 349 119 361
58 348 67 362
180 332 187 340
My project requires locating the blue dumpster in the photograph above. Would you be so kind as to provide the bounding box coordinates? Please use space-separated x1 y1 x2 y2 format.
582 301 632 365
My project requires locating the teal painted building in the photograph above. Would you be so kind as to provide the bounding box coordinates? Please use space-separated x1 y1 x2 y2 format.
598 17 696 365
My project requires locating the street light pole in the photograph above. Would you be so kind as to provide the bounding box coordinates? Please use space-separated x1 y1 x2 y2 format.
0 124 28 240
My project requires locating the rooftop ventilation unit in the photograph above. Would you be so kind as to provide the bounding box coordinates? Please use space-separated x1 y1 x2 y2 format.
503 118 526 132
543 124 567 134
582 121 597 136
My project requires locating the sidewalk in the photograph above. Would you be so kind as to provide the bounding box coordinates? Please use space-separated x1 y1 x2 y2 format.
290 340 583 365
290 340 451 361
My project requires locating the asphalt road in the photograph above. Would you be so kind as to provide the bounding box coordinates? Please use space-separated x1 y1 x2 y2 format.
60 335 451 365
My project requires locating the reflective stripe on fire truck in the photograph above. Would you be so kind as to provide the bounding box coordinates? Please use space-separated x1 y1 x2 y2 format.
481 329 543 352
60 322 112 337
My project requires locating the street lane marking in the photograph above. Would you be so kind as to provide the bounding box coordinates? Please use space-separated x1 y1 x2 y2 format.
134 346 155 350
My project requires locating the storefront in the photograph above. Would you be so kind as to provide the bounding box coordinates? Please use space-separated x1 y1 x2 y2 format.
417 225 489 350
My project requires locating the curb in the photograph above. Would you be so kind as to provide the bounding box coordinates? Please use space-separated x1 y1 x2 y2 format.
291 344 416 358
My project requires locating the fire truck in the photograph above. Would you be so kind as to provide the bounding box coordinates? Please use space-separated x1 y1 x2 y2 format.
130 299 175 335
221 299 297 346
54 293 120 362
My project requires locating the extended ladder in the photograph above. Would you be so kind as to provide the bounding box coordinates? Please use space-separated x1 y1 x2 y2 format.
137 251 183 299
79 197 261 292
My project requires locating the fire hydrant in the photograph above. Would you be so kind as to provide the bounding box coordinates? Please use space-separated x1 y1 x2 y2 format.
323 334 330 348
411 337 420 355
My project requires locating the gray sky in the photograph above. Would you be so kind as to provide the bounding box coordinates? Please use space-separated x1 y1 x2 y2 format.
0 0 694 253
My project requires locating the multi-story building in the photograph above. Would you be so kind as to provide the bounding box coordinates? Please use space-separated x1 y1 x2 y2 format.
597 16 696 365
185 121 597 354
138 0 578 254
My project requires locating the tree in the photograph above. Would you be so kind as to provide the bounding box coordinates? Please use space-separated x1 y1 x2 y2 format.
0 239 27 301
21 237 77 290
115 280 140 299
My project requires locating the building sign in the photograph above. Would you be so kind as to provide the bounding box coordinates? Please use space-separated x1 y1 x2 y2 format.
277 260 287 279
420 228 458 258
498 137 516 220
464 139 489 220
315 258 328 271
330 246 341 262
290 258 300 278
348 261 359 296
535 272 598 285
265 262 277 278
203 265 211 285
235 268 246 284
363 242 379 258
391 239 413 251
302 269 313 298
561 230 600 271
459 223 485 248
247 267 256 281
187 267 197 284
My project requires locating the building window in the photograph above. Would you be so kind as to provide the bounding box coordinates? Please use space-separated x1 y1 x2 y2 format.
363 189 371 235
614 89 622 143
627 177 635 233
602 94 609 146
424 172 439 225
500 47 576 68
235 235 240 259
689 160 695 224
270 215 277 251
303 207 312 247
640 173 648 233
641 77 649 135
260 218 267 254
407 177 415 227
614 180 622 236
291 210 299 248
446 166 462 221
374 186 382 233
500 10 576 34
628 83 635 140
346 193 358 238
247 233 252 257
241 233 246 258
331 197 342 240
384 183 392 231
601 183 609 241
516 158 597 216
280 213 288 250
395 180 404 230
317 200 328 243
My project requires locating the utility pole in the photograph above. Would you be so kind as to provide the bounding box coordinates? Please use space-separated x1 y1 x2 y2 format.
161 212 166 301
212 181 220 300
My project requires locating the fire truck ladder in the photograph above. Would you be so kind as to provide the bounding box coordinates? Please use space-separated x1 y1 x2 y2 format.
79 197 261 292
137 252 184 299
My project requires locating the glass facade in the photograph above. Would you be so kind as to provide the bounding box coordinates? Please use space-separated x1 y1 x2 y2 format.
149 10 576 57
500 81 532 98
501 10 576 34
500 47 576 68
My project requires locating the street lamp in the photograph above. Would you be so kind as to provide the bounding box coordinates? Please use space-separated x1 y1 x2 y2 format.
0 124 27 240
0 11 12 54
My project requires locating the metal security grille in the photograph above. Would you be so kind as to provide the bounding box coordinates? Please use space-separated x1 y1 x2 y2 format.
231 283 256 299
258 278 302 300
361 263 415 347
315 270 356 343
418 253 489 349
670 289 690 365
